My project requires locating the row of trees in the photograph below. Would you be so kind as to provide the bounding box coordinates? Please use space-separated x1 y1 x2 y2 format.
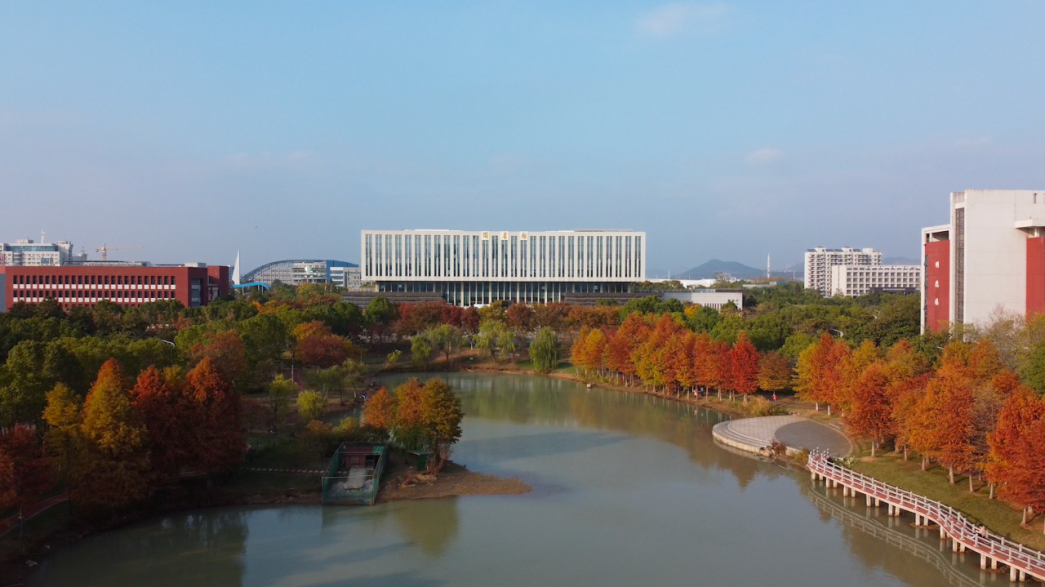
569 314 789 402
794 333 1045 528
0 357 244 515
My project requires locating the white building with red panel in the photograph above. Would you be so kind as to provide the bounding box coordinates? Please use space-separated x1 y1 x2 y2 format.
920 189 1045 333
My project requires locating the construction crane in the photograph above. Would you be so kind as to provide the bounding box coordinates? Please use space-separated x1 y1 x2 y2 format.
96 244 144 262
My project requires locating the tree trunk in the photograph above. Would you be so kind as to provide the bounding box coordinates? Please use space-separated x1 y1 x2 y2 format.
948 466 955 485
827 404 831 416
921 456 928 471
1023 507 1029 525
903 446 908 460
871 441 876 457
969 473 974 493
989 483 995 500
815 402 819 411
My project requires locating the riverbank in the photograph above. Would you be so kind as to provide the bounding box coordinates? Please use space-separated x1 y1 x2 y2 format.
378 451 531 502
383 355 1045 553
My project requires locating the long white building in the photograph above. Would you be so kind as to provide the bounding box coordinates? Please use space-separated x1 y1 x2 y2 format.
361 230 646 306
829 264 921 297
804 247 883 296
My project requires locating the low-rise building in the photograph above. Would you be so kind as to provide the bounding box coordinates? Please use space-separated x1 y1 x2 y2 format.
829 265 921 297
660 289 745 310
242 259 359 288
0 264 230 312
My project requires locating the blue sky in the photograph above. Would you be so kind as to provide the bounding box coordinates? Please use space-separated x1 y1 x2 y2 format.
2 1 1044 275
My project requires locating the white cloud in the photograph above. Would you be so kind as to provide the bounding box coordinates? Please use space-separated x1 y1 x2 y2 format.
745 148 784 166
636 2 728 38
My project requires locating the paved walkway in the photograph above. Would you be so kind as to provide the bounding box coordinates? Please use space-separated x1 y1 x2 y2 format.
712 415 852 457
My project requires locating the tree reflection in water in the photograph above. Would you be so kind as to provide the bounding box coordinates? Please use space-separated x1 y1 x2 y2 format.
33 510 249 587
390 498 460 556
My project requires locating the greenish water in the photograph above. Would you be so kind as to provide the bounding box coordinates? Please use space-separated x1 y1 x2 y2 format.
31 373 987 587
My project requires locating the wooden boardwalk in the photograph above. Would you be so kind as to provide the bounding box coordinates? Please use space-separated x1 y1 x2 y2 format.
809 451 1044 583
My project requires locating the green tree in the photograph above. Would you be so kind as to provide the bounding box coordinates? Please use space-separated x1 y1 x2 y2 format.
429 324 463 366
267 375 297 428
297 390 327 422
365 297 399 341
529 327 559 373
0 340 49 426
412 335 433 366
1021 341 1045 395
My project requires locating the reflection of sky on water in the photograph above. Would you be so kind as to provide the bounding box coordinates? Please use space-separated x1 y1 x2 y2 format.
31 373 984 587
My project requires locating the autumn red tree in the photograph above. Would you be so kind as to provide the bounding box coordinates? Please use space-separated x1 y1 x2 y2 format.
132 366 194 483
1006 416 1045 530
729 332 760 403
757 351 791 396
188 330 248 388
605 314 650 385
0 424 53 515
986 388 1045 514
185 358 245 475
692 333 719 397
294 321 350 368
506 304 536 333
846 362 892 456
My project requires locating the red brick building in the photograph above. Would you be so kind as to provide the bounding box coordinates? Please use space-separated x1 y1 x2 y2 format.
0 264 230 312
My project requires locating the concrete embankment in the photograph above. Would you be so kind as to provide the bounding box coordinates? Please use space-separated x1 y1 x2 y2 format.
712 415 852 457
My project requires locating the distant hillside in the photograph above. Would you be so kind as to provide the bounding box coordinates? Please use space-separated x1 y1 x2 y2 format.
883 256 919 265
676 259 792 280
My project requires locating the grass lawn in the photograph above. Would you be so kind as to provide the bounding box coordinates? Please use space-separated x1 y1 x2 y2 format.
851 455 1045 551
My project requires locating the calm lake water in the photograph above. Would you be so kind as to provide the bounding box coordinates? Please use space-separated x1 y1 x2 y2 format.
31 373 988 587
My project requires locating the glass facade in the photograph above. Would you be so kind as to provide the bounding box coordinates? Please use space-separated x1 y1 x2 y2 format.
361 230 646 306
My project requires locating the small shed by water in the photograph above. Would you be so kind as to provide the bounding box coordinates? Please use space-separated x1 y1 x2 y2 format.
321 443 387 505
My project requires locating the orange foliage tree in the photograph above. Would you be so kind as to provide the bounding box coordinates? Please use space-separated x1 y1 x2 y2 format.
185 358 245 476
74 359 152 509
794 333 847 412
986 388 1045 518
845 362 892 456
757 351 791 395
729 332 760 403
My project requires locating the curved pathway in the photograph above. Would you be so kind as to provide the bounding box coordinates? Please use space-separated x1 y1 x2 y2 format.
712 415 852 457
810 452 1044 583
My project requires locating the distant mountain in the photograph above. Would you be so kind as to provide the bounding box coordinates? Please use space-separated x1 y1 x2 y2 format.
883 256 919 265
676 259 792 280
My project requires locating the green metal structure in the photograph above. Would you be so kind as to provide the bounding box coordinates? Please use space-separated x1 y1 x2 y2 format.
321 443 387 505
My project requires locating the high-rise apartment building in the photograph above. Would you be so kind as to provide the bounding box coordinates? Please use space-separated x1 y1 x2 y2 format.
804 247 883 296
361 230 646 306
921 189 1045 333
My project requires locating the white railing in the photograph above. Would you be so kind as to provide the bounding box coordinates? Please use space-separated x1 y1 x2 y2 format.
809 451 1045 580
